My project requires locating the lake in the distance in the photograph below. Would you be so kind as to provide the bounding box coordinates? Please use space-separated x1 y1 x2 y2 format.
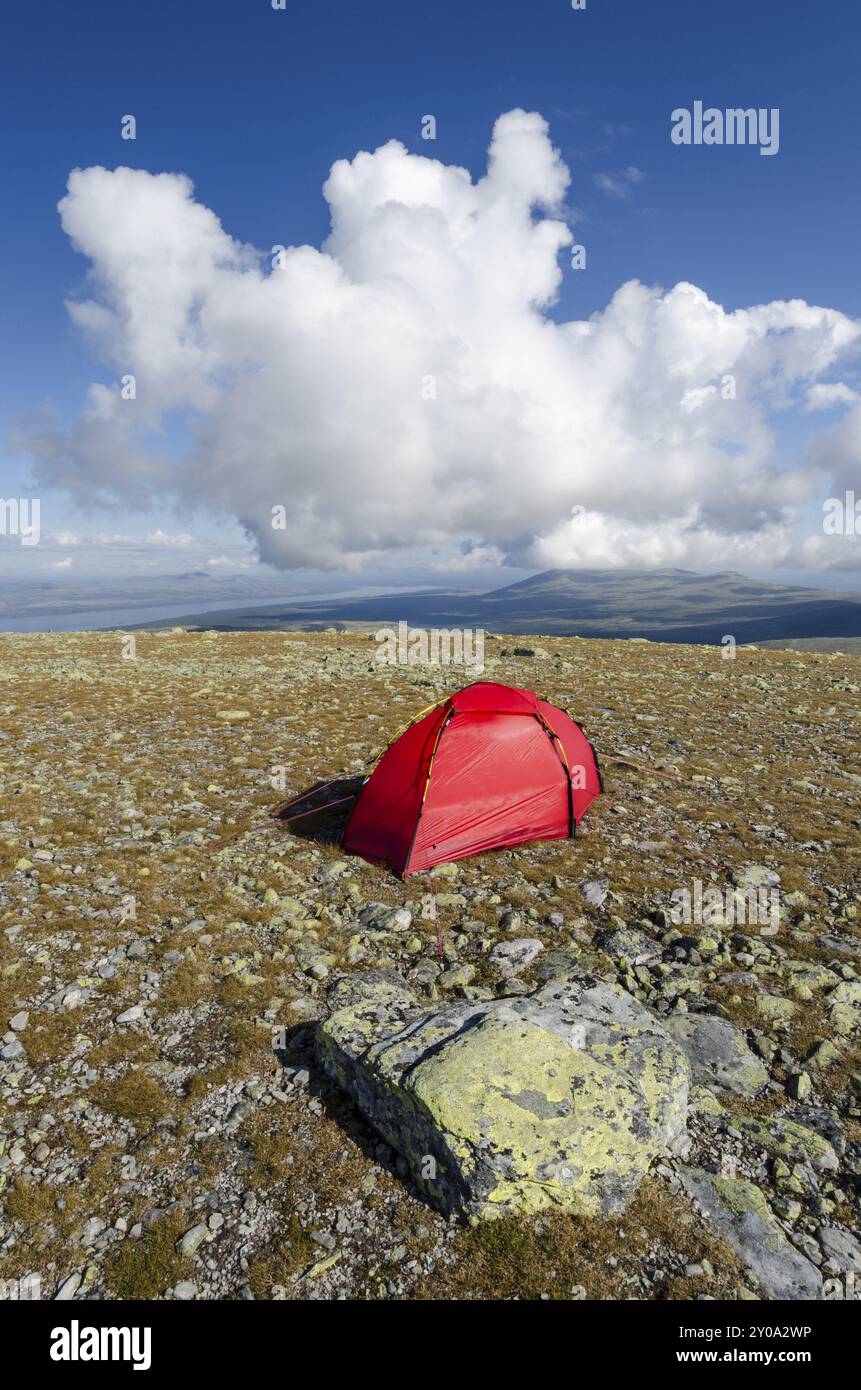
0 586 424 633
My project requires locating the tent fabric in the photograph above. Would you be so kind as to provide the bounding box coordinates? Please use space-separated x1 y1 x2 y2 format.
343 680 602 877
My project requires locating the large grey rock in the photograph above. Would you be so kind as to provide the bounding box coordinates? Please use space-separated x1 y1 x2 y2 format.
817 1226 861 1273
662 1014 768 1096
734 1115 838 1171
818 933 861 958
678 1167 822 1300
779 1105 845 1157
317 969 690 1221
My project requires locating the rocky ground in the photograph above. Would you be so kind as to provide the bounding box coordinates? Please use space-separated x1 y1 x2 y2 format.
0 628 860 1301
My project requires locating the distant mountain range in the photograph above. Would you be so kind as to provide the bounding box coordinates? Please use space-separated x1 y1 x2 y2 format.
130 567 861 646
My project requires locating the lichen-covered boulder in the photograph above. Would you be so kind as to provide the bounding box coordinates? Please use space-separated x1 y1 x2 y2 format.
316 969 691 1221
662 1013 768 1096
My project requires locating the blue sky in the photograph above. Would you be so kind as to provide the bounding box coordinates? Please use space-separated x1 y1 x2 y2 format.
1 0 859 593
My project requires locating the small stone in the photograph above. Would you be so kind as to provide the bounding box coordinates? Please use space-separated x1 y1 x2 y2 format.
115 1005 144 1025
80 1217 107 1246
581 879 609 908
806 1040 841 1070
9 1011 29 1031
757 993 797 1023
319 860 350 882
499 909 523 932
688 1086 725 1118
55 1272 82 1300
594 922 660 963
174 1281 199 1300
733 864 781 891
226 1101 254 1127
177 1223 210 1258
430 862 459 879
487 939 544 977
438 964 476 992
773 1199 802 1221
788 1071 812 1100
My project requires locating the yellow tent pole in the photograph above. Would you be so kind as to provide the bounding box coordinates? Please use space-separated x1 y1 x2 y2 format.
402 704 455 876
367 695 451 774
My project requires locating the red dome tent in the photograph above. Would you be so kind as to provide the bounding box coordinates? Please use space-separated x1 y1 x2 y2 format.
343 681 602 877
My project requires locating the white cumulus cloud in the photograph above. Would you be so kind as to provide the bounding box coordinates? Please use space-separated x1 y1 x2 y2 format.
20 109 861 573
